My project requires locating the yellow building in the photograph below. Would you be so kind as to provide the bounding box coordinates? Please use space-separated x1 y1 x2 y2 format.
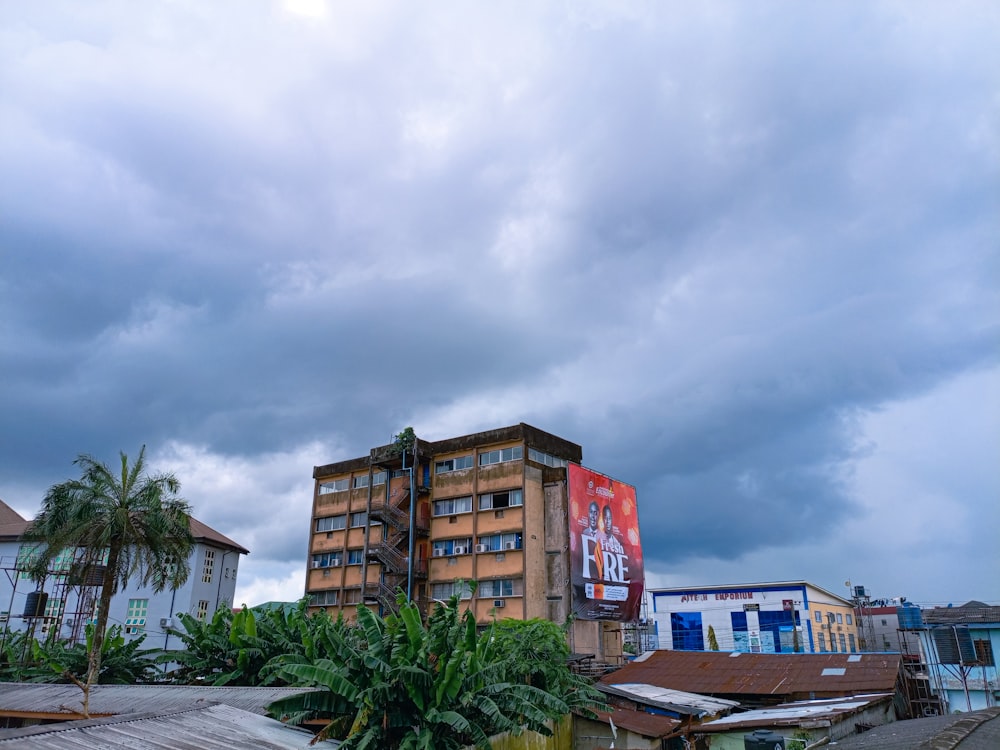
306 423 642 662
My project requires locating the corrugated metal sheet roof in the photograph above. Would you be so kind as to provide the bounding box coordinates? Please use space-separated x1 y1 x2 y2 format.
599 683 740 716
0 703 339 749
696 694 893 732
827 706 1000 749
922 603 1000 625
0 683 318 718
601 650 900 698
586 706 679 739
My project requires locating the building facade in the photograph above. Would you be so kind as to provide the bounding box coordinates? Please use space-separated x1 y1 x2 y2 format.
0 499 248 650
306 423 643 661
913 602 999 713
649 581 861 654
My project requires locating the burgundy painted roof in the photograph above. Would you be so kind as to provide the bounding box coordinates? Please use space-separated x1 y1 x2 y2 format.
600 650 900 698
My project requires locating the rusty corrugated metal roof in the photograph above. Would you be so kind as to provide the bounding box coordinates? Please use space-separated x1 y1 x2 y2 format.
0 703 339 749
585 706 679 739
600 650 900 698
0 683 317 718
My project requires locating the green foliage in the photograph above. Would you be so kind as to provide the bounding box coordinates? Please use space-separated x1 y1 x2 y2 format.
393 427 417 454
269 592 596 749
707 624 720 651
0 625 157 685
163 598 351 686
22 446 194 705
489 618 604 715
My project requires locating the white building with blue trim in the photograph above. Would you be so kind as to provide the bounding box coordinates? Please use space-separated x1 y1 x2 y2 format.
649 580 861 654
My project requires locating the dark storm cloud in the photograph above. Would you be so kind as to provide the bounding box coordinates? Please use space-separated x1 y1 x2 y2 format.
1 1 997 604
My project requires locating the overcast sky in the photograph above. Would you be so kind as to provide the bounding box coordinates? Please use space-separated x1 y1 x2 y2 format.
2 1 997 611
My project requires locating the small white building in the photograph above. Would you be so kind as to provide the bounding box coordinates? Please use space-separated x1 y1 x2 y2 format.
649 581 861 654
0 499 248 648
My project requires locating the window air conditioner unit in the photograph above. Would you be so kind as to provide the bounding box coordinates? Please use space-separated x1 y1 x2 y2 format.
503 541 516 550
475 544 488 553
160 617 173 629
453 546 466 555
330 560 341 567
433 548 446 557
493 599 505 608
312 560 321 568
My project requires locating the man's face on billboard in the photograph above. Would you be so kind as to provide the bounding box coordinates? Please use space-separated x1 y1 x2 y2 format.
588 502 599 531
603 506 613 533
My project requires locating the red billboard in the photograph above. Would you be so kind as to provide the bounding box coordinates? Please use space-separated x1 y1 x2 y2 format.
568 464 643 621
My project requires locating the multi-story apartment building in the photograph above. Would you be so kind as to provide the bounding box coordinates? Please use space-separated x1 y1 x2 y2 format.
306 423 644 662
649 581 862 654
0 498 248 649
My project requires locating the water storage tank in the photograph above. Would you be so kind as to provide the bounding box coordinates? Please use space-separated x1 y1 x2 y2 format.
897 602 923 630
23 591 48 618
744 729 785 749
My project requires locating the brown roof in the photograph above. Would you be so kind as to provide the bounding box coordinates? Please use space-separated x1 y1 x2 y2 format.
0 500 28 540
586 707 679 739
0 502 247 555
600 650 901 699
189 517 249 555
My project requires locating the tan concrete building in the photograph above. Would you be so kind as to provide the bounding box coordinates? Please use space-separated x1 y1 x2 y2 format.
306 423 639 661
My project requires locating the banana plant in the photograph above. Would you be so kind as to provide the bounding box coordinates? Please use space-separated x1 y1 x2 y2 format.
269 589 575 749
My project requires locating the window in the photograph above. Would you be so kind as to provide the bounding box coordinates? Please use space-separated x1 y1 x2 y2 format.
431 581 474 600
671 612 705 651
476 532 522 552
814 610 823 622
391 469 409 479
435 455 473 474
839 633 847 652
125 598 148 634
974 639 995 666
315 515 347 532
373 471 387 486
432 538 473 556
311 552 343 568
478 489 523 510
44 597 64 620
344 589 362 604
353 475 369 489
196 600 210 620
849 634 857 652
350 511 368 528
818 634 827 652
480 578 520 597
836 613 843 624
433 496 473 516
527 448 568 468
847 614 853 625
347 549 364 565
319 478 350 494
479 446 523 466
311 590 339 606
202 549 215 583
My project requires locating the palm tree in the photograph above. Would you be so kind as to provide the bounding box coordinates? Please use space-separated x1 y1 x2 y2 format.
23 446 193 715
